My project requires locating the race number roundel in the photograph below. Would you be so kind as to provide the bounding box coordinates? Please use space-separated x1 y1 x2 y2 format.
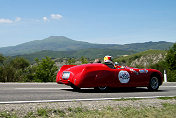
118 71 130 83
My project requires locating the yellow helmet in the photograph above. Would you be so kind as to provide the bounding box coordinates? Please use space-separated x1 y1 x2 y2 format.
104 55 113 63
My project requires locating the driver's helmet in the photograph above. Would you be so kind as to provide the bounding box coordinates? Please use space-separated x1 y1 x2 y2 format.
104 55 113 63
114 62 119 68
114 62 119 66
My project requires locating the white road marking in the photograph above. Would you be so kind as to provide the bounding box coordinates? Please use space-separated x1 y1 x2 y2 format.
160 86 176 88
15 88 92 90
0 96 175 104
14 86 176 90
15 88 72 90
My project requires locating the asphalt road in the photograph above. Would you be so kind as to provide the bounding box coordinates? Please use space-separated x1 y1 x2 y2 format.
0 82 176 103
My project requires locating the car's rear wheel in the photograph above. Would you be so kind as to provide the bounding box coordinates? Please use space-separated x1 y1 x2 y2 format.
70 84 80 91
147 76 159 91
94 86 109 92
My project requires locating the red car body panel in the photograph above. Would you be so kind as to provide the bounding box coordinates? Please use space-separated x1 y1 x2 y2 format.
56 63 163 88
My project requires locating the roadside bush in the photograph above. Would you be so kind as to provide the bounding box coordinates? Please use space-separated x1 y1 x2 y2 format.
80 56 88 64
166 43 176 70
0 56 30 82
149 60 167 74
0 54 5 64
0 55 58 82
150 43 176 82
165 43 176 82
167 70 176 82
67 58 76 65
33 57 58 82
10 57 30 70
22 66 37 82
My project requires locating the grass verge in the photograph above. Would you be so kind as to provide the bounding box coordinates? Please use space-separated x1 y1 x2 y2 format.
0 103 176 118
112 97 144 101
113 96 176 101
157 96 176 100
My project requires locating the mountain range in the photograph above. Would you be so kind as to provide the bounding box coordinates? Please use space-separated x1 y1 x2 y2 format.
0 36 174 57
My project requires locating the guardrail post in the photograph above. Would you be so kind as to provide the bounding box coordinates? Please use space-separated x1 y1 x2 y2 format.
164 70 167 82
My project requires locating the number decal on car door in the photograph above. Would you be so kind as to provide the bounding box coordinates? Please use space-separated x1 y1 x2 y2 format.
118 71 130 83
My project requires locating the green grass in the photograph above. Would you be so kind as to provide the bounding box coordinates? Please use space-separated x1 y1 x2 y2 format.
68 104 176 118
113 96 176 101
1 103 176 118
113 97 144 101
37 108 49 117
0 111 17 118
157 96 176 100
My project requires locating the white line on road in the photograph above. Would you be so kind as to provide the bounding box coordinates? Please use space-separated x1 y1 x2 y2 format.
15 88 92 90
160 86 176 88
0 96 175 104
15 88 72 90
14 86 176 90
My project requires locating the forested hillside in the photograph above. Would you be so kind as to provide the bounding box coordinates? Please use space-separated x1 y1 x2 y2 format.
114 45 176 82
0 43 176 82
15 49 136 62
0 36 173 56
0 38 175 82
114 50 167 68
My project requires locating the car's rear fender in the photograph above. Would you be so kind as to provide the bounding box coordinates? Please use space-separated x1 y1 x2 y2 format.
59 65 77 73
56 65 76 83
76 65 115 88
65 65 86 87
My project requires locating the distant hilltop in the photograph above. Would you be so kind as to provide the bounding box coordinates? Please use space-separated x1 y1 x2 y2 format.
0 36 174 56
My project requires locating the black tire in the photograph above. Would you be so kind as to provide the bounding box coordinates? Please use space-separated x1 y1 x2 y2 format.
70 84 80 91
147 76 159 91
94 86 109 92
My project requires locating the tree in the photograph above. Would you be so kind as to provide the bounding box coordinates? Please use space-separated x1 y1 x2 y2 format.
10 57 30 70
0 54 5 81
166 43 176 70
0 54 5 65
0 57 30 82
21 65 37 82
67 58 76 65
80 56 88 64
34 57 58 82
164 43 176 82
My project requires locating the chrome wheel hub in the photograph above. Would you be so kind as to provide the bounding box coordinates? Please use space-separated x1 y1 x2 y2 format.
151 77 159 89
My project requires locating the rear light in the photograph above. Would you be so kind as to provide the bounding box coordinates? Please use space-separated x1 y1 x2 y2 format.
62 72 70 80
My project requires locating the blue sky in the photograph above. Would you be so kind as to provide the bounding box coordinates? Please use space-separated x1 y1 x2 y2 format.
0 0 176 47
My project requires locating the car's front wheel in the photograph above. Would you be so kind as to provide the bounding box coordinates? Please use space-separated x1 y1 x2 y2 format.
147 76 159 91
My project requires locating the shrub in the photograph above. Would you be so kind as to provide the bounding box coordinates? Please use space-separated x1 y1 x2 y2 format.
33 57 58 82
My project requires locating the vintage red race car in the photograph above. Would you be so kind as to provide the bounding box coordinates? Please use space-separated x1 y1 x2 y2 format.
56 63 163 91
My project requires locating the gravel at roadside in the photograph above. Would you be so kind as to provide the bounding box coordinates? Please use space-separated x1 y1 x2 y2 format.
0 98 176 117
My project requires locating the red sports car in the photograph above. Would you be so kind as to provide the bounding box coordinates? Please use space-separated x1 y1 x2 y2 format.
56 63 163 91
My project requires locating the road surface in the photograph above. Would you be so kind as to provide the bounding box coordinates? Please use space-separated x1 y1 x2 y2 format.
0 82 176 103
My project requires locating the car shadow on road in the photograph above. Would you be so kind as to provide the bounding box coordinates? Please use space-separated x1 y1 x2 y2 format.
62 87 166 93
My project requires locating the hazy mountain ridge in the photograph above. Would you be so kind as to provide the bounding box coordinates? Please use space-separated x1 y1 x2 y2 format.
122 41 173 52
15 49 136 62
0 36 99 55
0 36 174 56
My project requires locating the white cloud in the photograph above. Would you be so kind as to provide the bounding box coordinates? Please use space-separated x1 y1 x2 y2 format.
0 17 21 24
0 18 13 23
50 14 63 20
43 17 49 22
0 14 63 24
15 17 21 22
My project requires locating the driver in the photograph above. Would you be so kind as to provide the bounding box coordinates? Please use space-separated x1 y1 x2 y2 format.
103 55 115 69
114 62 121 69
